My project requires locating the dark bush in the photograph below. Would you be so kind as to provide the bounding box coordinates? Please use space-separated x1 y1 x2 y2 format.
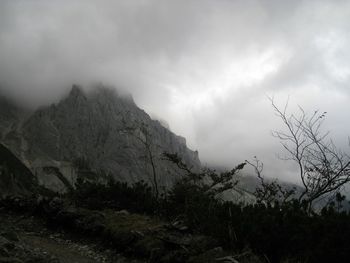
71 177 158 214
66 174 350 263
161 178 350 263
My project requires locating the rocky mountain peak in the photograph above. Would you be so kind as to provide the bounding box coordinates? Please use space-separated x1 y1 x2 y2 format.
0 84 201 193
69 84 84 97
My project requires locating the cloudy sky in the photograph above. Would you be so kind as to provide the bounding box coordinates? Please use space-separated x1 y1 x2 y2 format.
1 0 350 182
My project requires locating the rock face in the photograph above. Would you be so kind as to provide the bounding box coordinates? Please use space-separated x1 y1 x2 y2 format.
0 143 39 197
0 85 201 193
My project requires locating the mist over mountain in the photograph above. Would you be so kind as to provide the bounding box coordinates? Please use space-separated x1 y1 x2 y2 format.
2 2 350 261
1 0 350 184
0 84 200 193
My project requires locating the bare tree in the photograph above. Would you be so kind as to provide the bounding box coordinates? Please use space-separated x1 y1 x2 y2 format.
270 97 350 209
127 122 160 200
246 157 295 205
118 117 161 200
163 152 245 197
132 122 160 199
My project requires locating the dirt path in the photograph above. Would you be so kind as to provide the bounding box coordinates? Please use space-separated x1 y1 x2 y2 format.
21 233 107 263
0 211 140 263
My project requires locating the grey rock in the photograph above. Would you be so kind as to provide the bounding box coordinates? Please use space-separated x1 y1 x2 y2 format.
0 85 201 193
0 144 39 197
0 257 23 263
188 247 225 263
115 210 130 216
0 245 9 257
0 236 14 251
1 231 19 242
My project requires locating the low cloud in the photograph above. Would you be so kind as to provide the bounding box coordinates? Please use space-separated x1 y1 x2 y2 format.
1 0 350 183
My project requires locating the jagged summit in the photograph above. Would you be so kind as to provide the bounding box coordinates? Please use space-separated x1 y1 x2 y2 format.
0 84 200 193
66 84 136 107
70 84 84 96
67 84 86 100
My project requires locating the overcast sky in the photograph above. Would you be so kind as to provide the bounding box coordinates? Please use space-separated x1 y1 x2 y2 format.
1 0 350 182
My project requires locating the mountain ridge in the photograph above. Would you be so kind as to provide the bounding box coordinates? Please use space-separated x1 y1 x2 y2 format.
0 84 201 193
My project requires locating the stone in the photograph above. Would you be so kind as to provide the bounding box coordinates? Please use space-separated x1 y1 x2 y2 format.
132 236 165 258
188 247 225 263
0 231 19 242
159 250 188 263
0 85 201 193
115 210 130 216
110 230 136 249
74 211 106 233
0 247 9 257
0 257 23 263
0 237 14 251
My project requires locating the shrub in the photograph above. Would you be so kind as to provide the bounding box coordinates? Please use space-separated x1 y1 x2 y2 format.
71 178 158 214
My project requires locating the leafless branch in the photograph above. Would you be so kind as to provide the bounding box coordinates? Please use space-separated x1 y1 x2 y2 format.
270 97 350 210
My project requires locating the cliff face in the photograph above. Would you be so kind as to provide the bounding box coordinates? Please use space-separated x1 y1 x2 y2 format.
0 143 39 197
0 85 200 192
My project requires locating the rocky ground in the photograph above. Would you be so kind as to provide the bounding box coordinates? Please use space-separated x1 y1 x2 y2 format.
0 209 142 263
0 197 262 263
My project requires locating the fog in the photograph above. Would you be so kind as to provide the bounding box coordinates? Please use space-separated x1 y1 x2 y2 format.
1 0 350 183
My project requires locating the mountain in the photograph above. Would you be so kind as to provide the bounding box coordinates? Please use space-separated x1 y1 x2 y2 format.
0 85 200 193
0 143 39 197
